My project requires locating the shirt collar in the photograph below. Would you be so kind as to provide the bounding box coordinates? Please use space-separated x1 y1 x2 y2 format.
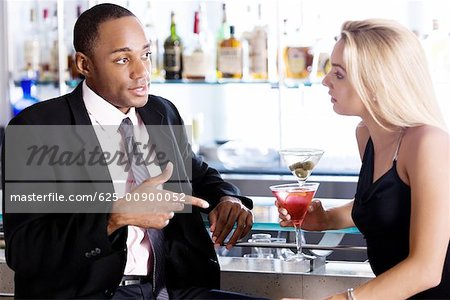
82 80 138 127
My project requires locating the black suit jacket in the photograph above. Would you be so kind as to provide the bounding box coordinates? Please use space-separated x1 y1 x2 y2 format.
1 83 252 298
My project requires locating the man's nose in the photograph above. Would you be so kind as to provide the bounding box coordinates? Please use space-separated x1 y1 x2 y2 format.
131 59 150 79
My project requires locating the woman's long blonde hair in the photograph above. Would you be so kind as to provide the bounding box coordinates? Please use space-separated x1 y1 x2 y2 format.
340 19 446 131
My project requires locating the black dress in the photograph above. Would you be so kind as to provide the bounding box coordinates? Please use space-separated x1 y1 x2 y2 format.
352 138 450 299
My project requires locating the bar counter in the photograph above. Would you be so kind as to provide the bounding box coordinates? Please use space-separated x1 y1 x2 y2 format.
0 250 374 299
0 196 374 299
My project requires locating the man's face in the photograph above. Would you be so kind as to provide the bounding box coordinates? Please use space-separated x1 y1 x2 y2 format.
85 16 151 113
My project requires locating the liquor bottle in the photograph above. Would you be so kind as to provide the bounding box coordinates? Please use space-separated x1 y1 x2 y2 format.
39 8 52 82
67 4 84 84
424 19 450 79
183 11 209 81
240 5 254 80
217 26 243 79
163 11 183 80
24 8 40 80
276 19 288 81
198 2 215 81
309 15 333 82
12 79 40 116
216 3 230 46
249 4 268 80
216 3 229 79
283 26 314 81
143 0 160 79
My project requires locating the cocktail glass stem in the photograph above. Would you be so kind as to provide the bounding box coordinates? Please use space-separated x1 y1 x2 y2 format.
294 225 303 256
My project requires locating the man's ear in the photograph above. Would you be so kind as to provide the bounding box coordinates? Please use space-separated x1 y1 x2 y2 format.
75 52 92 77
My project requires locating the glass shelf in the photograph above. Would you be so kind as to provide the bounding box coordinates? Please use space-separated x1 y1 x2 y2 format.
13 79 81 88
13 78 323 89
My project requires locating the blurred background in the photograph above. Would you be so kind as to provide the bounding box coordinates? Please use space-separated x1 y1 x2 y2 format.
0 0 449 178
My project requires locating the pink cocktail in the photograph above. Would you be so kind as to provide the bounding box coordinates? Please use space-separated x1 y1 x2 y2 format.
270 182 320 261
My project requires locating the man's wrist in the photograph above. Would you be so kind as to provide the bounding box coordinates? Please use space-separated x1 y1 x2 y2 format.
107 200 127 235
219 195 241 202
107 213 123 235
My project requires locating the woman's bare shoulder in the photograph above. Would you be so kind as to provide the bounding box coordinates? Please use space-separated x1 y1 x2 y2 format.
401 125 449 166
403 125 449 148
399 125 449 186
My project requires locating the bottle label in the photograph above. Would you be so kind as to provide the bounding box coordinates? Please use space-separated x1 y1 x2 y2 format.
286 47 306 73
284 46 313 79
218 47 242 75
183 51 209 78
164 46 181 72
24 40 40 71
249 29 268 75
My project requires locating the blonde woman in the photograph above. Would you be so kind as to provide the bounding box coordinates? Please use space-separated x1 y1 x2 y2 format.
278 19 449 299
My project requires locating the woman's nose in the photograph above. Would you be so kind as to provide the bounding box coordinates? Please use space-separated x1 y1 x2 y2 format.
322 73 330 88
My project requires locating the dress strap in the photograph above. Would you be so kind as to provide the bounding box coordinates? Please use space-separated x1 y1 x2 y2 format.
393 129 405 161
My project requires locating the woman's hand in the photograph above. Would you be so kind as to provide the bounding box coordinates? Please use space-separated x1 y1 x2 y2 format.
276 199 329 231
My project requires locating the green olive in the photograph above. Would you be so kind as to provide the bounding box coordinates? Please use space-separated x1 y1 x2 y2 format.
294 168 309 179
302 161 315 171
289 161 304 171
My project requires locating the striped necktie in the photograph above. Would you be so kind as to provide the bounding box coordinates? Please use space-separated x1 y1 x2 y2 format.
118 117 150 185
119 117 169 299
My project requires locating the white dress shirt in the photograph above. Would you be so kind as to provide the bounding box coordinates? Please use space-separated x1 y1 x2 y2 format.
82 81 162 276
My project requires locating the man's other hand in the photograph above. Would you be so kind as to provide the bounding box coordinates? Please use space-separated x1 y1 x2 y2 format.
107 162 209 235
208 196 253 250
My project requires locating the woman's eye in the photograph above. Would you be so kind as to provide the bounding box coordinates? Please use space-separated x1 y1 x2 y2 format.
334 72 344 80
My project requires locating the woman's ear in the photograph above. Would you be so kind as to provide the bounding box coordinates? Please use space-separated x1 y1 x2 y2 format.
75 52 91 77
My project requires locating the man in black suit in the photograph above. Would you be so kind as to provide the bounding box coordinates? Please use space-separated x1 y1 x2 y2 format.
1 4 258 299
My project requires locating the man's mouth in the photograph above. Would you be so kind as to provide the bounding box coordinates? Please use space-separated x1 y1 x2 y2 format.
128 84 148 97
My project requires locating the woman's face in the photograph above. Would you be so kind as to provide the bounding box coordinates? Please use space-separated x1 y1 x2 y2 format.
322 40 366 117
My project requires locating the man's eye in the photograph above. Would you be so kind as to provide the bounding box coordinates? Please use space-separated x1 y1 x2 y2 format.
115 58 129 65
142 52 151 60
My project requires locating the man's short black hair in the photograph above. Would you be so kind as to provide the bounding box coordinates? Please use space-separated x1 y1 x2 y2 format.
73 3 135 56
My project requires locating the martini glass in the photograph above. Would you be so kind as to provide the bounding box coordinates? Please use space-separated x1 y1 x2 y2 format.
279 148 324 185
270 182 320 261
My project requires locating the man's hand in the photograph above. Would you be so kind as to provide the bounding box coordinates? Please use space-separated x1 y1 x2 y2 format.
208 196 253 250
108 162 209 235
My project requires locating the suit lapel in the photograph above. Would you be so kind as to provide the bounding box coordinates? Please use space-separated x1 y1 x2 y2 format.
137 99 165 126
66 83 113 186
137 100 189 195
139 98 217 269
137 100 175 173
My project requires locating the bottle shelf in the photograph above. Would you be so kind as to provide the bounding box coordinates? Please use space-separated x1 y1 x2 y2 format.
13 79 81 89
13 78 324 89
